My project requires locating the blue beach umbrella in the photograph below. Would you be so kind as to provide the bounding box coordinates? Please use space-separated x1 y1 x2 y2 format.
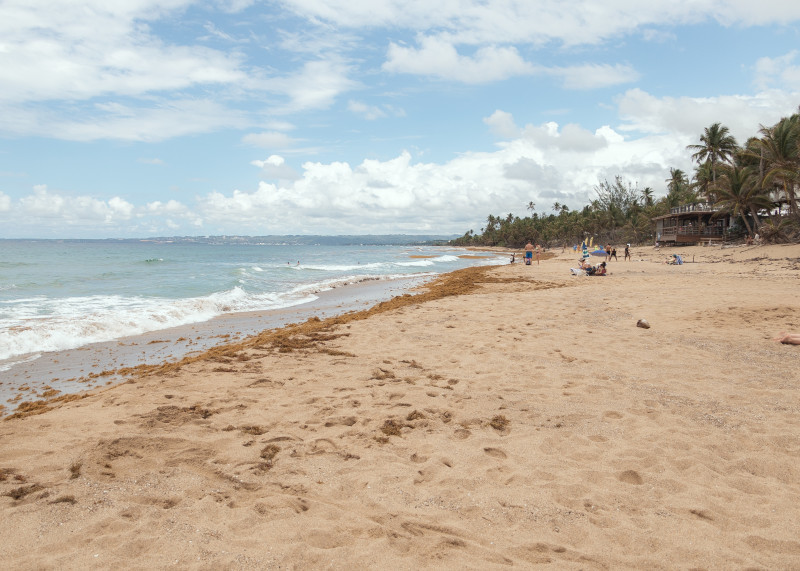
590 249 608 257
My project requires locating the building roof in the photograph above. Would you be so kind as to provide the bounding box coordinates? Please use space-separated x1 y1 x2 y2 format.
652 203 721 221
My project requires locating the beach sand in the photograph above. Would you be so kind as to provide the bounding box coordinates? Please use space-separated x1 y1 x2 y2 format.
2 243 799 569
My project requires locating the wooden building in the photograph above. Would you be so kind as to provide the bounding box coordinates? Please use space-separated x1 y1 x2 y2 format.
652 203 731 244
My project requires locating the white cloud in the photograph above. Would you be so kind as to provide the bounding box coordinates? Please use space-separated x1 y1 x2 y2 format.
348 100 386 120
108 197 135 219
266 60 360 113
0 99 249 142
146 199 187 215
251 155 302 180
484 110 521 139
0 1 245 104
348 100 405 120
384 36 534 83
550 63 640 90
753 51 800 91
0 191 11 212
18 185 135 224
191 119 685 234
281 0 800 46
616 87 800 140
0 87 794 237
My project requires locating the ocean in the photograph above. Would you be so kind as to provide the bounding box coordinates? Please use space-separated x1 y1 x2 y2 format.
0 240 503 378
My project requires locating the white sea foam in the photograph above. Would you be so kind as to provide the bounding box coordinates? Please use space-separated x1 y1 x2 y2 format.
0 352 41 372
396 260 435 267
0 242 502 364
0 286 317 361
298 262 386 272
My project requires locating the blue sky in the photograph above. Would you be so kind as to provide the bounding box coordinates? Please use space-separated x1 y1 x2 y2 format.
1 0 799 238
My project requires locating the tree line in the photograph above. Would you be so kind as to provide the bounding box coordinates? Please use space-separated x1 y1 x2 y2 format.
451 109 800 248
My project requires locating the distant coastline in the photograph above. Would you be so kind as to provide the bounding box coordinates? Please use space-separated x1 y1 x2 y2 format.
0 234 459 246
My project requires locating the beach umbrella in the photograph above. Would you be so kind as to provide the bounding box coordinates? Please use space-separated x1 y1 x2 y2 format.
590 249 608 257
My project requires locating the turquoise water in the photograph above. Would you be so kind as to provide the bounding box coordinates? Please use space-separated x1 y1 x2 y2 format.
0 240 502 367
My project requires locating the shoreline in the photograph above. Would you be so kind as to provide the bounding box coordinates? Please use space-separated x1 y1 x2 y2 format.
0 273 439 416
1 243 799 569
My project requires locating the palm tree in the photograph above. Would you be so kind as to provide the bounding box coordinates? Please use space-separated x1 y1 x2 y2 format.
750 117 800 216
687 123 739 184
713 165 771 235
665 168 694 207
641 187 654 207
691 162 715 203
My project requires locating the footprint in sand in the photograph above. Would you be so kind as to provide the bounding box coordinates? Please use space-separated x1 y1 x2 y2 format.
483 447 507 459
603 411 623 420
618 470 643 485
453 428 471 440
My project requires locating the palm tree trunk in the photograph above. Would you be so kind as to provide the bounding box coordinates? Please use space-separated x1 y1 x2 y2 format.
740 211 753 235
749 206 762 230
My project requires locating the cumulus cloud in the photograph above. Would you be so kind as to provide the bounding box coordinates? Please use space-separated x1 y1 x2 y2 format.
17 185 135 224
616 87 800 140
753 51 800 91
484 110 521 139
146 199 187 215
519 121 610 152
4 84 798 237
251 155 302 180
384 36 535 83
193 118 688 234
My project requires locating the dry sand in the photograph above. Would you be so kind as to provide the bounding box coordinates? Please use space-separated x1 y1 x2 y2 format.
1 243 799 569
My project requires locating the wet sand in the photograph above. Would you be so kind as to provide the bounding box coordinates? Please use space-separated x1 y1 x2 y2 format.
1 243 799 569
0 274 432 411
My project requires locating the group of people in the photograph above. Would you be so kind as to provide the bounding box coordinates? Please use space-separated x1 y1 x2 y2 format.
571 258 606 276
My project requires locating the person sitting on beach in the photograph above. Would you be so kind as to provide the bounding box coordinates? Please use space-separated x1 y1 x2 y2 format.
571 258 593 275
587 261 606 276
775 332 800 345
666 254 683 265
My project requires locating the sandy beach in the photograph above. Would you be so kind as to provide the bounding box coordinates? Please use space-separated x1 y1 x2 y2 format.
2 243 800 569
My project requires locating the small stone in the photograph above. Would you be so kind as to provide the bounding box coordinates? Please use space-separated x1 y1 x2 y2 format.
636 319 650 329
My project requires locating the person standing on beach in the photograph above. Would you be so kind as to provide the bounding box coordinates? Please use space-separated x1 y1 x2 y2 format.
610 247 617 261
524 241 534 265
535 244 541 265
624 244 631 261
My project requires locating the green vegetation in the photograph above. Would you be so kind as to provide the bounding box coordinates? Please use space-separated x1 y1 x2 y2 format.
452 111 800 248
